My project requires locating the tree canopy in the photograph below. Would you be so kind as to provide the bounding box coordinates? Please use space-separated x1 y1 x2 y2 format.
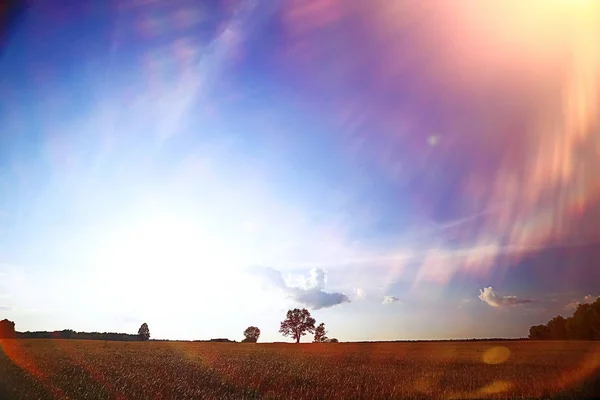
529 297 600 340
279 308 316 343
138 323 150 341
243 326 261 343
314 322 328 343
0 318 16 338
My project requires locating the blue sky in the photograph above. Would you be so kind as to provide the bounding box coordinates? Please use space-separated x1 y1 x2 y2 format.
1 0 599 342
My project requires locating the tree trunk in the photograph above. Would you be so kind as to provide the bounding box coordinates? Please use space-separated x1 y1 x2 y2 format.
296 336 300 343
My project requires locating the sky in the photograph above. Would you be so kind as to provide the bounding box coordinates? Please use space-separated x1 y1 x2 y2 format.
0 0 599 342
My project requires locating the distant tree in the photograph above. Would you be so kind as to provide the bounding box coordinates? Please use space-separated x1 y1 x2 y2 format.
0 319 16 338
572 302 600 340
313 322 328 343
328 338 339 343
529 324 550 340
242 326 261 343
138 323 150 341
546 316 567 340
279 308 316 343
529 296 600 341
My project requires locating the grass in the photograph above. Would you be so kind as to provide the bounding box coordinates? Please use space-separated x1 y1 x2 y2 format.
1 339 599 399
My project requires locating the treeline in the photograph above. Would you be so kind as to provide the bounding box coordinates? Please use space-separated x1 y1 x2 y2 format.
0 319 149 341
2 309 339 344
529 296 600 340
17 330 140 341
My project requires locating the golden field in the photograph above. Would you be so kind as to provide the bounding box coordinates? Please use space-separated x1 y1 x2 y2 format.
1 339 599 399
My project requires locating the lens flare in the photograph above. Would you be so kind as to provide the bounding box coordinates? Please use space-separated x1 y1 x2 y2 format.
483 346 511 365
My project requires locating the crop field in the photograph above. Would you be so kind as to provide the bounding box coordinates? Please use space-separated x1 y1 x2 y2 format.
0 340 599 399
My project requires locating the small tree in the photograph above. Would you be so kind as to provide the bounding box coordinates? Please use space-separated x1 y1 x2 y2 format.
242 326 261 343
329 338 339 343
313 322 328 343
138 323 150 341
0 319 16 339
279 308 316 343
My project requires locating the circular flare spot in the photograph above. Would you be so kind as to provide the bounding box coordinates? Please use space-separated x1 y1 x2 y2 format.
483 346 510 364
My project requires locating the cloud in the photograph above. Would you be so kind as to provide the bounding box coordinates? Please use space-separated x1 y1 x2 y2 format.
306 267 326 290
584 294 598 303
251 266 287 289
292 289 349 310
251 267 350 310
0 306 10 311
354 288 366 300
565 294 599 311
382 296 400 305
478 286 532 308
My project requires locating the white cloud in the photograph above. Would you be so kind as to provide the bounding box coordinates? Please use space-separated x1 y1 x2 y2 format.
306 268 326 290
565 294 599 311
250 267 350 310
354 288 366 300
585 295 596 302
478 286 532 308
382 296 401 305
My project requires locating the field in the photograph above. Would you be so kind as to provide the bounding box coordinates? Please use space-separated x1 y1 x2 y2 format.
1 340 599 399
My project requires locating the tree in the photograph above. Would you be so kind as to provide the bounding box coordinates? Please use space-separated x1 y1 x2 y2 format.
0 319 16 339
138 323 150 341
528 296 600 341
546 316 567 340
529 324 550 340
570 303 597 340
328 338 339 343
279 308 316 343
313 322 328 343
242 326 261 343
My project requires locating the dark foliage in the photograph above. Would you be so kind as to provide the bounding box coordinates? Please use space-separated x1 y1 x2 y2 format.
529 296 600 340
16 330 140 341
242 326 260 343
279 308 316 343
0 319 16 338
138 323 150 341
313 322 328 342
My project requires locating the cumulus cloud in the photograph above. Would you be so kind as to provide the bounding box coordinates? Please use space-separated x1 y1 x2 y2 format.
478 286 532 308
354 288 366 300
382 296 401 305
565 294 599 311
306 267 326 290
250 267 350 310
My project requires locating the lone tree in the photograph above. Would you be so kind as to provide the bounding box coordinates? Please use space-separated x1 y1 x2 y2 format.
242 326 261 343
279 308 316 343
313 322 328 343
138 323 150 341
